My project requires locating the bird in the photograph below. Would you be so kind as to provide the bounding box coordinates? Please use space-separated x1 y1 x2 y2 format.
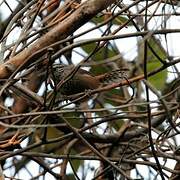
50 64 128 96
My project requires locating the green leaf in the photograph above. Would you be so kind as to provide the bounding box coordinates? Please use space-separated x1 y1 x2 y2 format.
66 174 77 180
81 43 118 75
147 61 167 90
69 159 81 173
147 37 167 90
111 119 125 131
103 89 124 106
113 16 133 26
63 112 84 128
91 16 105 24
91 14 132 26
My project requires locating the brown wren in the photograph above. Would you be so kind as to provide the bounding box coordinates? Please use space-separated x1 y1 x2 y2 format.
51 64 128 96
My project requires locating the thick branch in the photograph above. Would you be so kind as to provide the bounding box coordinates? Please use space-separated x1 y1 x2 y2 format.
0 0 116 78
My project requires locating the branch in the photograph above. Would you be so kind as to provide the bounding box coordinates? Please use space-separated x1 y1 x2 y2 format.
0 0 116 78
